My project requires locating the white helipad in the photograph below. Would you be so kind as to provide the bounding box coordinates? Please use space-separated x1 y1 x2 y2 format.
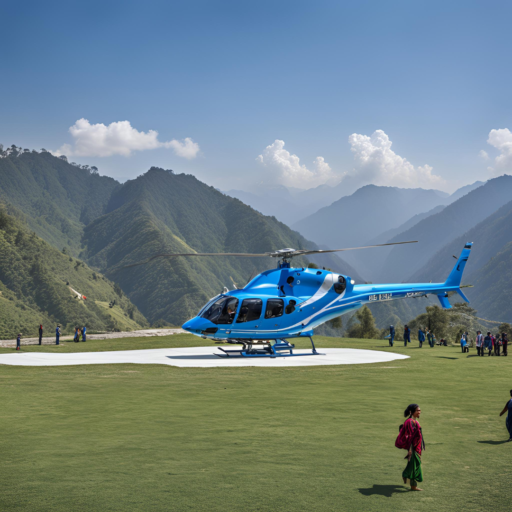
0 346 409 367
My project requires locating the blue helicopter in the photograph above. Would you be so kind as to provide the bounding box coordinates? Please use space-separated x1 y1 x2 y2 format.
125 240 473 358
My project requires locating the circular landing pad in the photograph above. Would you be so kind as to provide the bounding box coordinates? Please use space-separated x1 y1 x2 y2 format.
0 347 409 367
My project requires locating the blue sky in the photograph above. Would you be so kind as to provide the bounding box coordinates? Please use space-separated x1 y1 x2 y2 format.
1 0 511 192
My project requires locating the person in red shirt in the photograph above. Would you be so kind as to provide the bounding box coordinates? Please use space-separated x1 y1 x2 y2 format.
396 404 424 491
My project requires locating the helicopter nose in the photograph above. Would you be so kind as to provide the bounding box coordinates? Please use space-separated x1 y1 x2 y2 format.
182 318 195 331
182 317 217 334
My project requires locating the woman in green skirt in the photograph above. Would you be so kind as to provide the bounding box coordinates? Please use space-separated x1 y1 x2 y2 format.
396 403 424 491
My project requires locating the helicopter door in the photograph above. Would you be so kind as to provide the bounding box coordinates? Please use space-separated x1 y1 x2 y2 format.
236 299 263 324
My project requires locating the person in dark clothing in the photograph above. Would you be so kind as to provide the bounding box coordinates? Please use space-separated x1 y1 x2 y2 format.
81 325 86 342
484 332 493 356
418 328 425 348
494 333 501 356
404 325 411 346
74 327 80 343
56 325 61 345
38 324 43 345
16 333 21 351
503 333 508 356
389 325 395 347
426 330 434 348
499 390 512 442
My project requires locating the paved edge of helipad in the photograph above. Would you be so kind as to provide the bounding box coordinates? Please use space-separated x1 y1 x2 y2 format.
0 347 409 367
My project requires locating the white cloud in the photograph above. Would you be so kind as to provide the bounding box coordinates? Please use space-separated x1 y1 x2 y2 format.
347 129 444 189
478 149 489 160
165 138 200 159
53 118 200 159
256 139 339 188
486 128 512 176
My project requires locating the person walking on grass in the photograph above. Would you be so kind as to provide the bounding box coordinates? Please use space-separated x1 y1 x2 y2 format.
418 327 425 348
74 327 80 343
484 332 493 356
38 324 43 345
81 325 86 342
389 325 395 347
55 324 61 345
426 329 434 348
475 331 484 356
16 333 21 351
499 390 512 442
404 325 411 346
395 404 424 491
503 332 508 356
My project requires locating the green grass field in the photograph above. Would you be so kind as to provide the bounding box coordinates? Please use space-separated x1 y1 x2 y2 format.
1 335 510 512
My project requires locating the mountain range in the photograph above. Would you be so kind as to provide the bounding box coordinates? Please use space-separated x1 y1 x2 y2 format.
0 148 361 331
1 144 510 333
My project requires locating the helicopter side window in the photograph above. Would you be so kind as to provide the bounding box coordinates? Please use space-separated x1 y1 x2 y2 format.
285 299 296 314
334 276 346 294
236 299 263 323
265 299 284 319
201 296 239 325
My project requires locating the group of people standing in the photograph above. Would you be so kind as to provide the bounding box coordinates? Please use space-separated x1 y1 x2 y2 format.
14 323 87 349
73 325 87 343
473 331 508 356
388 325 437 348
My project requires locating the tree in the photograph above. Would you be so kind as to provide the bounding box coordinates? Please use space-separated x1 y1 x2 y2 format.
59 155 68 162
91 166 99 174
327 316 342 330
114 283 123 297
498 323 512 335
347 305 379 339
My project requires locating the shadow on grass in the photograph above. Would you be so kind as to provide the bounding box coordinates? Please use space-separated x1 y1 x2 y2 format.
437 356 458 360
358 484 409 497
477 440 510 445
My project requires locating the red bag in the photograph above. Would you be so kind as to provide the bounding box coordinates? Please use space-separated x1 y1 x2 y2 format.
395 423 410 449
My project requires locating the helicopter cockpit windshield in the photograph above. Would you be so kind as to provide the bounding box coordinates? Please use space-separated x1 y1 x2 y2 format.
200 295 239 325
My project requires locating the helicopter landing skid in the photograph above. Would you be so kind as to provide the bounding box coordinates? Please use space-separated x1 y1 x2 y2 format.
215 337 319 358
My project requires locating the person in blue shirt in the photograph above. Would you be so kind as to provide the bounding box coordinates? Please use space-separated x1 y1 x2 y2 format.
81 325 87 342
16 333 21 351
418 328 425 348
499 390 512 442
389 325 395 347
56 325 61 345
460 333 469 353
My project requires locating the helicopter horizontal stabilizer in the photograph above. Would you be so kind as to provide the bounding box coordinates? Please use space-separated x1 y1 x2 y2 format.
456 288 470 303
437 293 452 309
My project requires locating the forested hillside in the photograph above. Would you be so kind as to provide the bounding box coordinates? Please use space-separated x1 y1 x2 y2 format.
0 206 147 339
378 176 512 282
82 168 362 325
409 199 512 322
0 146 119 255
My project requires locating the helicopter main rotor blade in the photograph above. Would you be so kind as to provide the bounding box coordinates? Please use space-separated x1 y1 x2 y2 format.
290 240 418 257
113 252 272 270
111 240 418 271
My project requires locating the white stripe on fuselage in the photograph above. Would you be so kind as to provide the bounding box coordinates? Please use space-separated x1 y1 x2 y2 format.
299 273 335 308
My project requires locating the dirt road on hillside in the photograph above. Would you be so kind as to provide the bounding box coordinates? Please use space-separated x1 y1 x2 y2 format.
0 329 186 348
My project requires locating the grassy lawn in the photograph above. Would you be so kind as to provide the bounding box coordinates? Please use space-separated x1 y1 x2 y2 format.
0 334 510 511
